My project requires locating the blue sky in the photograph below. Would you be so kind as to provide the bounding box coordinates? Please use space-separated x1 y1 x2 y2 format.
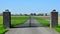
0 0 60 14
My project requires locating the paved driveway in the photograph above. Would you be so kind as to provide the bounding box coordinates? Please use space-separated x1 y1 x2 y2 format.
5 17 59 34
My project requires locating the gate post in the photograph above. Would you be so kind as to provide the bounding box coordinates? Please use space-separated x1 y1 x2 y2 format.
3 9 11 28
51 9 58 27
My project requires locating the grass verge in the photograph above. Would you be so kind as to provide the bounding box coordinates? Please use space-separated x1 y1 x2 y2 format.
0 25 8 34
54 25 60 32
0 16 7 34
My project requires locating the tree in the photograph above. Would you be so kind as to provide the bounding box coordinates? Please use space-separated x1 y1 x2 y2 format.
24 14 28 16
30 13 34 16
33 13 36 16
45 13 47 16
37 13 44 16
20 13 23 16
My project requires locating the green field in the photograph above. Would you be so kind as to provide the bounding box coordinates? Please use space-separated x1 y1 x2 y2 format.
0 16 29 34
34 17 50 27
11 16 29 26
34 16 60 33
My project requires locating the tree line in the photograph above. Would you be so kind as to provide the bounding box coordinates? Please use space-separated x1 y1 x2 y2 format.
0 13 49 16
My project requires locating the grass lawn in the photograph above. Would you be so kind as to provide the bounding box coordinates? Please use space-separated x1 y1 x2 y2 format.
0 16 8 34
0 16 29 34
34 17 50 27
0 25 8 34
54 25 60 32
11 16 29 26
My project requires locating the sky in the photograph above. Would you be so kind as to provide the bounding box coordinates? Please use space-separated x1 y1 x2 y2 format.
0 0 60 14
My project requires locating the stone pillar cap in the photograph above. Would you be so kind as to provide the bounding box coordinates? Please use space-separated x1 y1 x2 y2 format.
4 9 10 12
53 9 56 11
51 9 58 12
5 9 9 12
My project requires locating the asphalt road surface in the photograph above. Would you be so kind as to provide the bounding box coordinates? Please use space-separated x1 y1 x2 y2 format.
5 17 59 34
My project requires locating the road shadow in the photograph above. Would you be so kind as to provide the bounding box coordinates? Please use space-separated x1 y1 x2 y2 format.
11 22 45 28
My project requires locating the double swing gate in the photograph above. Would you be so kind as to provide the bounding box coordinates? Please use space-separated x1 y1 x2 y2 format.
3 9 58 28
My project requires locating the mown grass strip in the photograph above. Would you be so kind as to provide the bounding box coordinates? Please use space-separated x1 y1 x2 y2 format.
0 25 8 34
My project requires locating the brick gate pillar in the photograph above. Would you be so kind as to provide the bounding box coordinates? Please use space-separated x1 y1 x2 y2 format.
51 9 58 27
3 9 11 28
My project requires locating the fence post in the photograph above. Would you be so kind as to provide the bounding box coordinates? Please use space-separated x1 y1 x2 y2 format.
3 9 11 28
51 9 58 27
